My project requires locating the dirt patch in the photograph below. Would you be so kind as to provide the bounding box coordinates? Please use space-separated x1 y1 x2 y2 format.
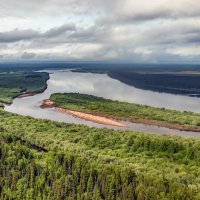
41 99 56 108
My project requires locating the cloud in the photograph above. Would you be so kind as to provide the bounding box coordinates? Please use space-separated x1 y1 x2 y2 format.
44 24 76 37
166 46 200 57
0 29 39 43
0 23 77 43
97 0 200 25
21 52 36 59
0 0 200 62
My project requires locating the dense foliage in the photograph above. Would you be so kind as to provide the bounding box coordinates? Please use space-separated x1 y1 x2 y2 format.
0 71 49 104
1 109 200 199
0 135 136 200
51 93 200 128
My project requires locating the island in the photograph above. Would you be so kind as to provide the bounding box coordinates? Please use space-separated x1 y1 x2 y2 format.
43 93 200 132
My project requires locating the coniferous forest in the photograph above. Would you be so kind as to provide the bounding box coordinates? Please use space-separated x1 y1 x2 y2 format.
1 109 200 199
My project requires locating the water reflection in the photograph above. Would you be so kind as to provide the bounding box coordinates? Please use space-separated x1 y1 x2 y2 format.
4 70 200 138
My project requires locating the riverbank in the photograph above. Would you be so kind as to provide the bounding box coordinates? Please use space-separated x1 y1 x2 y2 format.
1 89 48 109
50 93 200 133
17 92 39 98
57 108 127 127
0 71 49 105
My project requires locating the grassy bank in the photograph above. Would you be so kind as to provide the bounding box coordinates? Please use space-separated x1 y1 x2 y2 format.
50 93 200 131
0 71 49 104
1 109 200 199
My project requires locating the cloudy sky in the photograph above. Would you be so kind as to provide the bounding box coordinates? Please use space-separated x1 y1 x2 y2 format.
0 0 200 63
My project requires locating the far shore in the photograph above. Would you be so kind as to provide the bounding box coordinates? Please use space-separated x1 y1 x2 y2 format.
17 92 38 98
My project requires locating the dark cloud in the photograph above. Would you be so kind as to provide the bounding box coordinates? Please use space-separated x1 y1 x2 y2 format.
0 23 77 43
44 24 76 37
21 51 36 59
0 29 39 43
97 0 200 25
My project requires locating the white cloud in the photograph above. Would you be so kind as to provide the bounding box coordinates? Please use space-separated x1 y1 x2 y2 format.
134 48 152 55
167 46 200 57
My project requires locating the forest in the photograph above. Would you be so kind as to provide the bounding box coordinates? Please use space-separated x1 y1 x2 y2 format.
1 109 200 199
50 93 200 131
0 67 200 199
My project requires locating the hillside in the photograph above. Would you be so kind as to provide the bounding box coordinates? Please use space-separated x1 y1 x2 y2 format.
1 109 200 199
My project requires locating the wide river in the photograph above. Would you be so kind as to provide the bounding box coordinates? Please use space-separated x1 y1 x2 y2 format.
4 70 200 138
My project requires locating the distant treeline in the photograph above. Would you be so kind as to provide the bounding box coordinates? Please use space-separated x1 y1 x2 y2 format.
108 70 200 97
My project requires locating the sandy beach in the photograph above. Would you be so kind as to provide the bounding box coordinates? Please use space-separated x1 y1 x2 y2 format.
17 93 36 98
41 99 126 127
57 107 127 127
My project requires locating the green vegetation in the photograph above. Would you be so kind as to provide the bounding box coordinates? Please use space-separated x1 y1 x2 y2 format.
50 93 200 129
1 69 200 199
71 68 107 74
1 109 200 199
0 102 4 108
0 71 49 104
0 135 136 200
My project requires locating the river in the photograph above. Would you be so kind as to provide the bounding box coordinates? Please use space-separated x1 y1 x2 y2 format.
4 70 200 138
